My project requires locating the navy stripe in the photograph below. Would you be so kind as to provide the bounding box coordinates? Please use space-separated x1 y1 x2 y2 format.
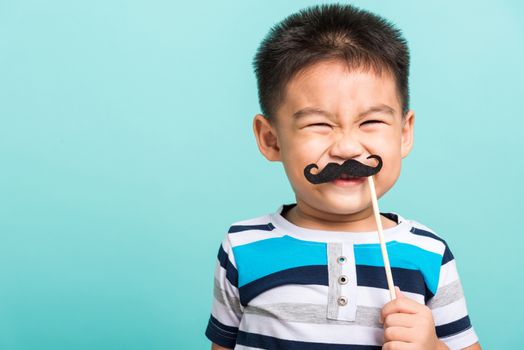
237 330 381 349
381 212 399 224
209 314 239 334
217 245 239 287
205 315 239 348
436 315 472 338
356 265 434 300
228 223 275 233
239 265 328 306
410 227 454 265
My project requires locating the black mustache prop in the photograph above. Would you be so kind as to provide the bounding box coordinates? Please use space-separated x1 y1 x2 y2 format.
304 155 383 184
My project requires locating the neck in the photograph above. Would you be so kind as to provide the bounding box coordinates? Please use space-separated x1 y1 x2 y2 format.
283 201 397 233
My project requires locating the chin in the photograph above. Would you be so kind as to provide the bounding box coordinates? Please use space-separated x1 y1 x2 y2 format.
328 205 370 216
308 197 370 216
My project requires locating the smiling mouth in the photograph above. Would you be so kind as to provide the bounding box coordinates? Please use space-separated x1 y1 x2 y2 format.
331 173 366 185
338 173 360 180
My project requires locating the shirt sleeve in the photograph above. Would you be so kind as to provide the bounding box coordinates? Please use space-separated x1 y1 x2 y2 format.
205 234 243 348
427 244 479 350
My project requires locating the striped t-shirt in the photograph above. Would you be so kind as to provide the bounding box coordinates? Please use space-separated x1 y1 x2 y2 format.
206 204 478 350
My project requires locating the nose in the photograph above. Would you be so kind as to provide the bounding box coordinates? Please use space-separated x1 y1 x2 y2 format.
329 130 365 161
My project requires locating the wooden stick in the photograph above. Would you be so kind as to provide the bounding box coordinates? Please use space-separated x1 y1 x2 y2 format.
367 176 397 301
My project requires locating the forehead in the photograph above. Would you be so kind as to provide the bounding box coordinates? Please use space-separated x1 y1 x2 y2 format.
275 60 401 120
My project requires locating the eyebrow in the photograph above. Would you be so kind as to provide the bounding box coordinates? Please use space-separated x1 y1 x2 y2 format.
292 107 333 120
292 104 396 120
358 104 396 118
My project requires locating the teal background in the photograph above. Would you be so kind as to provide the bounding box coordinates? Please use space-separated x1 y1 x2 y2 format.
1 0 522 348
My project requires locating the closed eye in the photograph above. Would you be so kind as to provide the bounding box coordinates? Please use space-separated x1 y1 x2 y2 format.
303 123 333 133
361 120 383 126
309 123 332 127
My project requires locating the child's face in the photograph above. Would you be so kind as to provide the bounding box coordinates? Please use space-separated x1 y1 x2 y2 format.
254 60 414 224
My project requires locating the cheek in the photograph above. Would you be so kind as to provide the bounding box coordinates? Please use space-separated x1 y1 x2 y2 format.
282 134 329 164
367 129 401 157
366 135 401 179
375 149 402 193
280 137 330 187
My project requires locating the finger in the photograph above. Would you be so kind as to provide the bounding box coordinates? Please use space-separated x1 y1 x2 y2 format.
382 340 415 350
381 297 421 322
383 313 418 329
383 326 415 343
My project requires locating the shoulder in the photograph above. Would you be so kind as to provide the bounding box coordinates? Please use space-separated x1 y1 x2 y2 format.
212 213 276 289
395 214 455 265
227 213 276 234
220 210 285 251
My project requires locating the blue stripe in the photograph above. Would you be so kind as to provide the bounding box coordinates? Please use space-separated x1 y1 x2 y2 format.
356 265 432 298
237 330 381 349
436 315 472 338
354 241 441 295
410 227 454 264
233 236 327 287
228 223 275 233
217 245 238 287
239 265 327 306
205 315 238 348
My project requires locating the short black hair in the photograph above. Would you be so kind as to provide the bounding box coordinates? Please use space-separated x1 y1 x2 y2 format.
253 3 410 120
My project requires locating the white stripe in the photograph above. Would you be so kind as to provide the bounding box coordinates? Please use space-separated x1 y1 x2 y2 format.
440 327 478 350
239 312 383 345
229 230 286 247
395 229 445 255
230 215 272 227
438 259 459 288
234 345 265 350
249 284 426 309
357 286 425 307
249 284 328 306
432 297 469 326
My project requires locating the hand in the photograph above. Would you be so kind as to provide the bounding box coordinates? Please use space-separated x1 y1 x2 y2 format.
380 286 448 350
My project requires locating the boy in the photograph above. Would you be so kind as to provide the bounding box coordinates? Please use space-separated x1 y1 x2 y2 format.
205 3 481 350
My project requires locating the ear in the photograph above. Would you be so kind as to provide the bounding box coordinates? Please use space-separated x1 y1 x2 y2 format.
400 110 415 158
253 114 281 161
